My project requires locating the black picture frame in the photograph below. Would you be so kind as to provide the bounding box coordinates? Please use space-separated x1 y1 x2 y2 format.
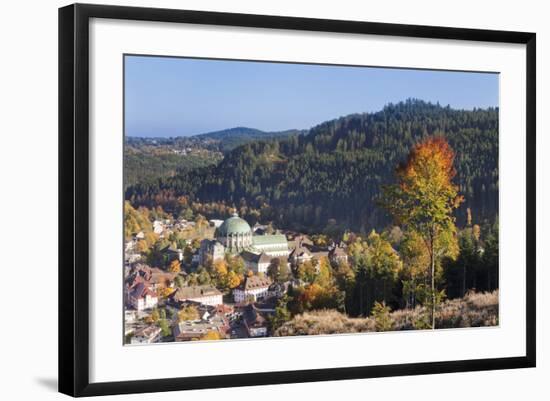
59 3 536 397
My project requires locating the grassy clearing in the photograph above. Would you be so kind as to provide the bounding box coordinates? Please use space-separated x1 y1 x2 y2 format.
274 290 499 337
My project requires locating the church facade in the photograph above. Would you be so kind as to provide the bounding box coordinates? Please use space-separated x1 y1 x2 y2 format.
199 213 290 273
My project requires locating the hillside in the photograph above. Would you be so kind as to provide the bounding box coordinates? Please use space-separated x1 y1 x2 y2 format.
274 290 499 336
124 127 304 187
126 126 305 153
126 99 499 233
196 127 306 152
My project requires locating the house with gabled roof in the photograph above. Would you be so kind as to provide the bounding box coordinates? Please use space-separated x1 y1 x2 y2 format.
170 285 223 306
329 243 348 264
289 241 313 266
241 250 272 274
242 304 269 337
233 275 272 303
128 282 158 311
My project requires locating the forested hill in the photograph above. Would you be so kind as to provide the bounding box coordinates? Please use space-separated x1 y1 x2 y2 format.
126 127 305 153
126 100 499 233
196 127 307 152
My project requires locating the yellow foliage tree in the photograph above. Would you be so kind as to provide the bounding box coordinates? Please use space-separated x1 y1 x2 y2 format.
136 240 149 254
200 330 221 341
297 261 317 283
144 231 159 248
313 234 329 247
168 259 181 273
213 259 228 287
178 305 199 322
227 271 242 289
383 137 463 328
160 287 175 299
314 256 333 288
213 259 228 276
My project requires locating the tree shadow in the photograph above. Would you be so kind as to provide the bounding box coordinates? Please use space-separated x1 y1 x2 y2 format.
35 377 57 392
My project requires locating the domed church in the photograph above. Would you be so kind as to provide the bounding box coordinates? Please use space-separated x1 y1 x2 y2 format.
199 213 290 273
216 213 253 253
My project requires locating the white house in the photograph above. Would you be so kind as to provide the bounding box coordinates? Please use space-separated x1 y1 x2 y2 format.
329 244 348 264
242 304 268 337
241 251 272 274
289 242 313 266
233 276 272 304
125 240 135 252
128 282 158 311
125 252 142 264
153 220 165 235
124 310 137 324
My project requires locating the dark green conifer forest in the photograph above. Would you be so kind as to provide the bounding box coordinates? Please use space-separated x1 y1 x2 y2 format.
126 99 498 234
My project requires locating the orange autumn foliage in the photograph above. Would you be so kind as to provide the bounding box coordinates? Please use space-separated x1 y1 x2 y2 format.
385 136 463 230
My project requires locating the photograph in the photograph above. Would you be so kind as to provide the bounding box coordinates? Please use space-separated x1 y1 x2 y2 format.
123 55 500 345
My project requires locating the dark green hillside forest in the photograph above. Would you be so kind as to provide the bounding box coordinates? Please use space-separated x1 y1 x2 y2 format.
124 152 222 188
125 100 498 234
124 127 304 187
195 127 307 152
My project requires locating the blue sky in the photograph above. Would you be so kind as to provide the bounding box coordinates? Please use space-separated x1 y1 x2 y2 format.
125 55 499 138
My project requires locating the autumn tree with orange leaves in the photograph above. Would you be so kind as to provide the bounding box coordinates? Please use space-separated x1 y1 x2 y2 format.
383 137 463 329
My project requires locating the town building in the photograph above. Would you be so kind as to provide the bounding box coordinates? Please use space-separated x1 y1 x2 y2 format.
213 304 239 323
128 282 158 311
329 244 348 264
173 321 224 341
125 240 135 252
252 222 268 235
289 241 313 266
199 239 225 265
199 213 290 266
125 249 142 264
216 213 254 253
170 285 223 306
209 219 224 228
153 220 165 235
241 250 272 274
124 310 137 324
233 275 272 303
242 304 269 337
125 264 177 292
131 325 162 344
167 247 184 262
148 267 178 292
268 282 290 299
251 234 289 257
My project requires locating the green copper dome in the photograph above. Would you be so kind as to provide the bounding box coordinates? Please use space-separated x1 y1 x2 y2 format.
216 213 252 237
